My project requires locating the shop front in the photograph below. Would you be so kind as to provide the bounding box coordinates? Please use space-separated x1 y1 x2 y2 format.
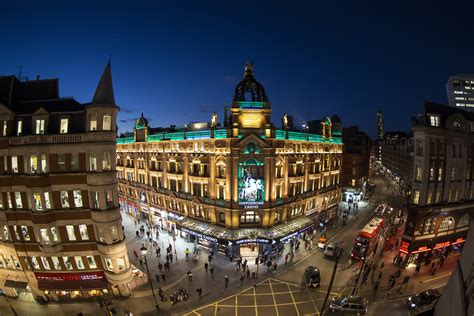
180 227 220 253
0 279 30 298
119 198 140 218
398 234 466 268
35 271 111 302
342 188 362 203
234 237 273 258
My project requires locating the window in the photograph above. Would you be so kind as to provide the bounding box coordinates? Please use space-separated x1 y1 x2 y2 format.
52 257 61 270
103 115 112 131
458 213 470 227
11 156 18 173
429 167 435 181
240 211 260 224
31 257 40 270
412 191 420 204
106 190 114 208
44 192 52 209
451 166 456 181
117 256 126 271
87 256 97 269
16 120 22 136
41 154 47 173
20 226 30 241
102 152 111 171
60 191 70 208
89 153 97 171
75 256 85 270
66 225 76 241
40 228 50 244
60 118 69 134
13 226 20 240
90 191 99 209
50 227 59 243
71 153 79 171
15 192 22 209
3 225 10 241
33 193 43 211
73 190 83 208
35 119 45 134
97 226 106 243
58 154 66 172
110 226 119 242
105 258 114 271
30 155 38 173
41 257 51 270
429 114 440 127
439 217 455 231
63 256 73 270
7 193 12 208
79 224 89 240
219 212 225 223
438 166 443 181
90 114 97 131
2 121 7 136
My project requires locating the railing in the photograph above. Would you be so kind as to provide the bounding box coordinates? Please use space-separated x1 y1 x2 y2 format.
116 137 134 144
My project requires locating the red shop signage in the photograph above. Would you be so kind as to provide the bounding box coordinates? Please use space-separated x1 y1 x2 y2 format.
399 241 410 253
35 271 106 282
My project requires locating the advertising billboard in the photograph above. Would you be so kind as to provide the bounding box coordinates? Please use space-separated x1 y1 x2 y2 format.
238 159 264 208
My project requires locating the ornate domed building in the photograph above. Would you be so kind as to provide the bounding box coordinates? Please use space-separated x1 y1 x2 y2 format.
116 62 343 256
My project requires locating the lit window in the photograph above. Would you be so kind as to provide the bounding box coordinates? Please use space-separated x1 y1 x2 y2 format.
31 257 40 270
2 121 7 136
71 153 79 171
117 256 126 271
87 256 97 269
52 257 61 270
15 192 22 209
415 165 422 181
429 115 440 127
102 152 111 171
20 225 30 241
58 154 66 172
30 155 39 173
41 257 51 270
103 115 112 131
73 190 83 208
412 191 420 204
60 191 69 208
16 120 22 136
40 228 50 244
110 226 119 242
50 227 59 243
35 119 45 134
13 226 20 240
90 114 98 131
33 193 43 211
105 258 114 271
439 217 455 231
90 191 99 209
97 226 106 243
3 225 10 241
106 190 114 208
44 192 52 209
66 225 76 241
89 153 97 171
11 156 18 173
75 256 85 270
41 154 47 173
79 224 89 240
63 256 73 270
60 118 69 134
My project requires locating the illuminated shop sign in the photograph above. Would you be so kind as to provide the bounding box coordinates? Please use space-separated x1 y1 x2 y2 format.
399 241 410 253
452 237 465 245
238 159 264 208
167 212 184 221
236 238 271 245
181 228 217 243
35 271 106 282
434 241 451 249
412 246 431 254
279 224 316 243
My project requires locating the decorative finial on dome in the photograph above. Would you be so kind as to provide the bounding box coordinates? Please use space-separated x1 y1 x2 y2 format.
244 61 255 79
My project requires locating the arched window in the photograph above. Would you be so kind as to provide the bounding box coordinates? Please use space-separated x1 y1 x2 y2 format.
439 217 455 232
458 213 470 228
240 211 260 224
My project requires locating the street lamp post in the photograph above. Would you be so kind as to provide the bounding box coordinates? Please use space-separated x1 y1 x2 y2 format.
141 245 160 311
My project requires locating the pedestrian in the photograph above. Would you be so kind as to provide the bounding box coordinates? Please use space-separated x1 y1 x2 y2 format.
139 258 144 269
185 248 190 261
155 247 161 258
285 253 289 265
196 287 203 299
430 262 436 273
225 275 229 288
251 271 256 280
209 265 215 276
161 272 167 283
133 250 139 260
169 253 173 263
204 262 209 272
246 268 250 279
187 271 193 282
164 261 170 271
155 273 160 283
240 274 245 286
158 287 165 301
208 254 213 263
273 261 277 272
431 265 437 275
229 254 233 262
158 262 163 271
415 264 421 275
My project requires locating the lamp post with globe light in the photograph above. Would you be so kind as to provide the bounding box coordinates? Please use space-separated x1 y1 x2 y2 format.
141 245 160 311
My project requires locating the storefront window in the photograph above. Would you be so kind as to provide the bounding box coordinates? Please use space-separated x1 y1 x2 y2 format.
40 228 50 244
52 257 61 270
61 191 69 208
15 192 22 209
87 256 97 269
41 257 51 270
63 256 73 270
73 190 83 208
66 225 76 241
75 256 85 270
117 256 126 271
79 225 89 240
33 193 43 211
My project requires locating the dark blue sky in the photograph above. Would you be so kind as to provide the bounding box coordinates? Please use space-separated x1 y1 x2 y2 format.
2 1 474 137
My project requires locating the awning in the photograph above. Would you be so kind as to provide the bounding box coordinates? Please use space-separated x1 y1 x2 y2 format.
4 280 28 289
38 279 109 290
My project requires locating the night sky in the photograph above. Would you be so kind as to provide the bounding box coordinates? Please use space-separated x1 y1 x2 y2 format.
2 1 474 137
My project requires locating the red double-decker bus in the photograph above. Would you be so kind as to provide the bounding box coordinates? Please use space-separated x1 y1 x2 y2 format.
351 217 384 261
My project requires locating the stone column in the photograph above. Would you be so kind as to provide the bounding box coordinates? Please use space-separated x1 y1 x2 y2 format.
264 156 271 202
183 155 189 193
210 156 216 199
283 156 289 197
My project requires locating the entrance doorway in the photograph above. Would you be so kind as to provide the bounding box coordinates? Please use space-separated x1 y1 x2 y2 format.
240 243 259 258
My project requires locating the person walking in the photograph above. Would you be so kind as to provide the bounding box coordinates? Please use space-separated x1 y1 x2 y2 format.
169 253 173 263
225 275 229 289
187 271 193 282
133 250 139 260
246 268 250 279
155 273 160 283
204 262 209 272
161 272 167 283
273 261 277 273
415 264 421 275
158 287 165 301
158 262 163 272
155 247 161 258
209 265 215 277
185 248 190 261
251 271 256 280
430 261 436 273
196 287 203 299
285 253 289 265
240 274 245 286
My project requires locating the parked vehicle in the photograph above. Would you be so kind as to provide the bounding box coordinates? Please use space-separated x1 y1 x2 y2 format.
324 243 336 257
304 266 321 288
405 289 440 311
329 296 368 314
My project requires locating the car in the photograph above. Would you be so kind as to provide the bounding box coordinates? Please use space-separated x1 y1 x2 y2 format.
329 296 368 314
324 243 336 257
405 289 440 311
304 266 321 288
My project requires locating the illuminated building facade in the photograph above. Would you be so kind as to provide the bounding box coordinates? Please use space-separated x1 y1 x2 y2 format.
398 102 474 267
116 62 343 255
446 74 474 112
0 63 134 301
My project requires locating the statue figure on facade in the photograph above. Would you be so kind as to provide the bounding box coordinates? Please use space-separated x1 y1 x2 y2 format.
211 112 218 128
282 114 288 130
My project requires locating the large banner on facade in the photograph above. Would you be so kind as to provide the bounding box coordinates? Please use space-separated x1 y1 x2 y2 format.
238 159 264 208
